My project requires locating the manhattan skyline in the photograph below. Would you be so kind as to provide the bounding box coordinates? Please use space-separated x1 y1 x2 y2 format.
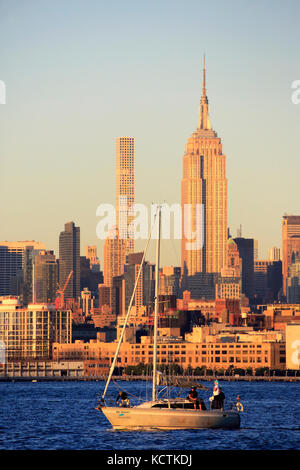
1 0 300 267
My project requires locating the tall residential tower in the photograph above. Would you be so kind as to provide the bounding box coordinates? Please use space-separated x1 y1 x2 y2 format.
181 58 227 275
116 137 135 257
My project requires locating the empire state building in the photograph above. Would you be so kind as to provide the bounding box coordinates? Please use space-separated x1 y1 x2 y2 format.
181 58 227 275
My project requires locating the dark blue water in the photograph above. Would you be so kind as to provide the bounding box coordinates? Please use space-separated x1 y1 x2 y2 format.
0 380 299 450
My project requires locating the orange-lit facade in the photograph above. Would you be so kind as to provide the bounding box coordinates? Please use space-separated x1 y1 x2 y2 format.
103 227 125 289
181 58 227 275
116 136 135 256
53 338 285 371
263 304 300 331
282 215 300 295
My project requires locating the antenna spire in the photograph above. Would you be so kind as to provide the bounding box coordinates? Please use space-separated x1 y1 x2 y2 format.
198 54 211 130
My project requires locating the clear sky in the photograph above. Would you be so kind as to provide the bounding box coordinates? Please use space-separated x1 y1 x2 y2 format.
1 0 299 267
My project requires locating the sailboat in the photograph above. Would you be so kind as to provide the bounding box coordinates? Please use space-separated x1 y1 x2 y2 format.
97 206 241 430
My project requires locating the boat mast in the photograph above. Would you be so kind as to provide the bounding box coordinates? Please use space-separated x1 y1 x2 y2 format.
152 205 161 402
101 211 159 401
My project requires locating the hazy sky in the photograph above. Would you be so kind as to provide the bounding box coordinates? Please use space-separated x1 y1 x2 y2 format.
1 0 299 267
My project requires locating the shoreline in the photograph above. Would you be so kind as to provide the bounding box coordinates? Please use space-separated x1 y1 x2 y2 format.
1 375 299 383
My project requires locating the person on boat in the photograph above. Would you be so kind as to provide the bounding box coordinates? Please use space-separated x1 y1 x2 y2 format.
211 386 225 410
213 380 220 396
116 391 129 407
188 387 200 410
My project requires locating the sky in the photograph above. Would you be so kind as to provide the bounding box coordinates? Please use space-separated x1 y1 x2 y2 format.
0 0 300 267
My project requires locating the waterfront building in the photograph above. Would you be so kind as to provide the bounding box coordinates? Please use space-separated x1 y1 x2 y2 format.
285 323 300 369
282 215 300 295
116 136 135 256
52 332 285 371
0 297 71 362
181 58 227 276
59 222 80 299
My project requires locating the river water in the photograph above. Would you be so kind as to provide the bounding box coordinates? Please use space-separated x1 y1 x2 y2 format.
0 380 299 450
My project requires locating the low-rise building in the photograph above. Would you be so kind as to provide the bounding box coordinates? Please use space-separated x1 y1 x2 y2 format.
52 326 286 371
262 304 300 330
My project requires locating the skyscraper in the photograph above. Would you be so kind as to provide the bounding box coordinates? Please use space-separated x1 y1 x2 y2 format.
123 252 155 316
85 245 100 270
59 222 80 299
116 136 135 256
234 237 254 301
0 241 45 296
103 227 125 288
282 215 300 295
181 58 227 275
33 250 57 303
268 247 281 262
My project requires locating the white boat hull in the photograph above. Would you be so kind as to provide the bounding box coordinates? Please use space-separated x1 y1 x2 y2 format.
101 406 240 430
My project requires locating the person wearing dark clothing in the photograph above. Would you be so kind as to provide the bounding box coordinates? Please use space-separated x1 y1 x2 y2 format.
116 391 129 407
212 389 225 410
188 387 199 409
199 398 207 411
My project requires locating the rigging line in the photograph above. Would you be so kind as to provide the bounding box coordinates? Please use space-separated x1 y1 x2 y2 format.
101 207 160 401
112 380 143 401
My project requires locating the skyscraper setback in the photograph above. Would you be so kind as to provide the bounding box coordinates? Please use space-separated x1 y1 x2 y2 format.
116 136 135 257
181 58 227 275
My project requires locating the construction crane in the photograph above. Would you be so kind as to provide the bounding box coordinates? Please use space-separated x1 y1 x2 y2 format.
55 270 73 309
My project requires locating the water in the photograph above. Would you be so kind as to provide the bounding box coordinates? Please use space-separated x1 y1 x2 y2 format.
0 380 299 450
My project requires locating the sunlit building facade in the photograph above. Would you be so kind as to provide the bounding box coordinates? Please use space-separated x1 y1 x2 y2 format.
282 215 300 295
116 136 135 256
181 58 227 275
0 297 71 362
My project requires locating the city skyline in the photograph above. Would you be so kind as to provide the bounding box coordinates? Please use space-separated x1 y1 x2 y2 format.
1 0 300 267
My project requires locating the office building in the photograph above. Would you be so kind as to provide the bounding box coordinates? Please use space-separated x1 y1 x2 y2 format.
282 215 300 295
33 250 57 303
234 237 254 301
0 241 45 296
181 58 227 275
103 227 125 289
59 222 80 299
268 247 281 262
